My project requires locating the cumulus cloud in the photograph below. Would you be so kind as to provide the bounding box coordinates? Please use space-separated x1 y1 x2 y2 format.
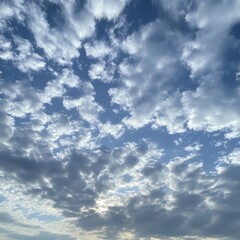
108 0 240 137
85 41 112 59
1 0 240 239
88 61 116 83
109 20 187 132
182 74 240 138
26 1 95 64
0 36 13 60
0 0 24 29
86 0 129 20
183 0 240 75
14 37 46 72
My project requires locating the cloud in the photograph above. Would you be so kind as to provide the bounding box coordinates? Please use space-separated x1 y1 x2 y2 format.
107 0 240 137
182 74 240 138
75 150 240 240
85 41 112 59
88 61 116 83
183 0 240 74
184 142 202 152
0 36 13 60
0 80 43 119
0 0 240 239
8 231 76 240
26 1 95 64
0 0 24 29
99 121 125 139
109 20 187 132
14 37 46 72
0 110 14 146
86 0 129 20
1 130 240 239
0 213 18 224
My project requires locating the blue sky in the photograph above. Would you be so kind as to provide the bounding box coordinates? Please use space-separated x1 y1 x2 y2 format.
0 0 240 239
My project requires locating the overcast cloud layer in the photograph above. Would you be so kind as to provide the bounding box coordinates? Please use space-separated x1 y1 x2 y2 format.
0 0 240 239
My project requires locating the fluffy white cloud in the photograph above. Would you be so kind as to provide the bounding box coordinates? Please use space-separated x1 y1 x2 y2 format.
108 0 240 137
0 80 43 118
14 37 46 72
0 36 13 60
182 75 240 138
23 0 129 65
110 20 186 132
86 0 129 20
99 121 125 139
62 79 103 125
26 2 95 64
220 148 240 165
0 0 24 29
85 41 112 59
42 68 80 103
0 177 80 240
182 0 240 76
0 36 45 72
88 61 115 83
63 95 103 125
184 142 203 152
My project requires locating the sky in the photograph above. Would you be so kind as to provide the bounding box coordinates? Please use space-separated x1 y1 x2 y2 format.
0 0 240 239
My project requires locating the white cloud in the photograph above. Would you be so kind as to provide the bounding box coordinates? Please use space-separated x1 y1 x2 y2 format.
85 41 112 59
0 2 14 20
108 0 240 137
63 95 103 125
182 75 240 137
26 2 95 64
57 68 80 88
110 20 186 132
86 0 129 20
220 148 240 165
182 0 240 76
0 81 43 118
88 61 115 83
46 114 74 141
0 177 80 240
14 37 46 72
0 0 24 29
42 68 80 103
0 36 13 60
0 36 45 72
184 142 203 152
99 121 125 139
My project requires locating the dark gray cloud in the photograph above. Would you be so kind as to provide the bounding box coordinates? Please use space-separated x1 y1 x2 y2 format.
1 139 240 239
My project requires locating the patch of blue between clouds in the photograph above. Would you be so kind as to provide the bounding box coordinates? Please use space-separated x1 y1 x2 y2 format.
0 195 6 203
27 212 63 223
123 0 159 33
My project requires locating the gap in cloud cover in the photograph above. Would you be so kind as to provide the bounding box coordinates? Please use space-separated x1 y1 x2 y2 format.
43 0 66 30
123 0 159 34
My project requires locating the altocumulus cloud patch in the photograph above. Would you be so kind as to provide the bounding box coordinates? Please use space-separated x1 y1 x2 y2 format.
0 0 240 240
